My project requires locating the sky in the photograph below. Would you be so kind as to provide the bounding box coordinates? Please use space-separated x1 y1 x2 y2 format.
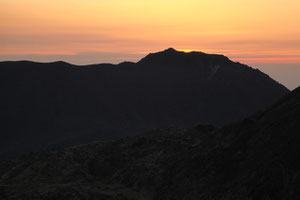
1 0 300 89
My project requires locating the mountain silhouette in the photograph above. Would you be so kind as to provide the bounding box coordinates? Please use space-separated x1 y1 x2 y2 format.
0 48 289 155
0 85 299 199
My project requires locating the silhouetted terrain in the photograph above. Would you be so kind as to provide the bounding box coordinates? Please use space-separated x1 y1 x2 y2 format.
0 48 288 155
0 85 299 200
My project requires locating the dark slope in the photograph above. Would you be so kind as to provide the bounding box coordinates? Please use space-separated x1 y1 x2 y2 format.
0 87 299 200
0 49 289 155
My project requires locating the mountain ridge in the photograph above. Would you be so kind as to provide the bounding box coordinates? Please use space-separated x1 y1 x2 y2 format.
0 48 289 156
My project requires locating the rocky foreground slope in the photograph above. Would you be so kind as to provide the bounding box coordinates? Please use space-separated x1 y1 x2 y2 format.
0 48 288 155
0 86 299 200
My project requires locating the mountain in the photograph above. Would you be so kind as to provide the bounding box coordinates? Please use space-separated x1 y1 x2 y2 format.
0 86 299 200
0 48 289 155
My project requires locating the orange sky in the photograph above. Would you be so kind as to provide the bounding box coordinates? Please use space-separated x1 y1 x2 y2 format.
1 0 300 88
0 0 299 62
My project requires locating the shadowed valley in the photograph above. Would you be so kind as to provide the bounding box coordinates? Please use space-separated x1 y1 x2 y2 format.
0 83 299 200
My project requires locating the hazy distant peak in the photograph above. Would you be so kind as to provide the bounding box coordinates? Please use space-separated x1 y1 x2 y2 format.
163 47 178 53
51 61 70 65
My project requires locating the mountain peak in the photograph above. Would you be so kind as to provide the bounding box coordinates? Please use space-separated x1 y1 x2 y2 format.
138 48 230 66
164 47 178 53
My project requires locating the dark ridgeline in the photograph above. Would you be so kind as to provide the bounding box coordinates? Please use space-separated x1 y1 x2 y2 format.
1 86 300 199
0 48 288 155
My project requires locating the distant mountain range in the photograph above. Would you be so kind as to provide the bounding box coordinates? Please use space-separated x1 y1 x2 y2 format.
0 83 299 199
0 48 289 155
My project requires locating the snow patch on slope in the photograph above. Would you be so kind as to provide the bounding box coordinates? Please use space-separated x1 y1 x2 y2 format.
208 65 220 79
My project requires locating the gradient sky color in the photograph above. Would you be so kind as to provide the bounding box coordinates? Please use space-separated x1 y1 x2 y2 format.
1 0 300 89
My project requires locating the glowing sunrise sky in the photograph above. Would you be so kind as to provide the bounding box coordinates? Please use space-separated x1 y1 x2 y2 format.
1 0 300 88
